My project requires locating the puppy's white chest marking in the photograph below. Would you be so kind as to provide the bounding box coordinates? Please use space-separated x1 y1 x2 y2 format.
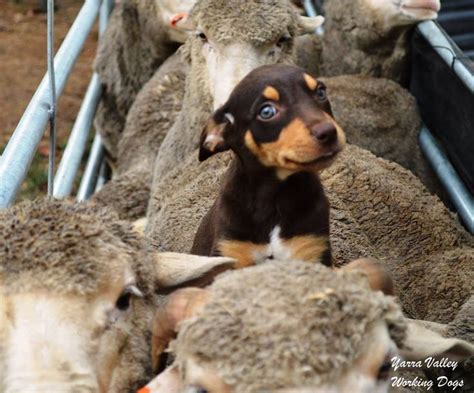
252 226 292 263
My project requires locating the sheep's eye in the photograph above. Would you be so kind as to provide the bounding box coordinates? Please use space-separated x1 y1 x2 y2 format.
377 360 392 380
196 31 208 42
115 286 143 311
258 104 278 120
116 292 131 311
315 85 327 101
276 34 291 47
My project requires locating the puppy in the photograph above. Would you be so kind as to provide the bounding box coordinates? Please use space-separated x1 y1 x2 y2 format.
191 64 345 268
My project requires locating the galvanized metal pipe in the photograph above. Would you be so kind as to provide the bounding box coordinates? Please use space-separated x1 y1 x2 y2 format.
0 0 102 208
53 74 102 198
77 134 105 201
76 0 114 200
417 21 474 92
47 0 57 196
303 0 324 35
419 127 474 234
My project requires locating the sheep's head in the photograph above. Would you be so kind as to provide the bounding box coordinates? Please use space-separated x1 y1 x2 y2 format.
144 259 474 393
0 199 235 393
174 0 324 109
363 0 440 30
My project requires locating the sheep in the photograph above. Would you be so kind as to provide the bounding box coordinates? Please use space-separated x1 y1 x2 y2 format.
149 0 324 182
93 52 187 220
0 198 235 392
142 260 474 393
94 0 195 161
322 75 445 198
146 143 473 325
295 0 441 84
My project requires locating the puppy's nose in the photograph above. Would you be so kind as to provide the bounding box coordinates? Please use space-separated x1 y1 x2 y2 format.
311 122 337 145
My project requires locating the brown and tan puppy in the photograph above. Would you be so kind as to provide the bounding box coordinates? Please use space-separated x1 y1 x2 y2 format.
191 64 345 268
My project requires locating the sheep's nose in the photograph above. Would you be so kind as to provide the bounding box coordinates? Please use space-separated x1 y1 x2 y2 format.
311 122 337 145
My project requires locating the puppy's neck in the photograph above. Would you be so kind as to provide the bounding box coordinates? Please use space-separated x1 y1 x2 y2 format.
225 154 321 199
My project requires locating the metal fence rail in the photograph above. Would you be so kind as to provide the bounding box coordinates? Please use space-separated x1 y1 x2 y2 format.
419 128 474 233
416 21 474 233
0 0 112 208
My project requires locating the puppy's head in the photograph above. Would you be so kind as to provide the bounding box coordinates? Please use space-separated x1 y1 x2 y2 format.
199 64 345 177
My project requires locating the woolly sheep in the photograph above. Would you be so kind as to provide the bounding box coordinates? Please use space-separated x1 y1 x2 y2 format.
94 0 195 161
296 0 441 84
93 52 187 220
146 143 473 325
142 261 474 393
322 75 444 198
0 199 235 392
149 0 324 181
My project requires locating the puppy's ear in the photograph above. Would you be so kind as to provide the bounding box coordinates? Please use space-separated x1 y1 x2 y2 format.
199 111 234 161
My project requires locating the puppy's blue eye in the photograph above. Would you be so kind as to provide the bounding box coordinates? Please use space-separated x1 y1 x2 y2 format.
258 104 278 120
316 85 327 101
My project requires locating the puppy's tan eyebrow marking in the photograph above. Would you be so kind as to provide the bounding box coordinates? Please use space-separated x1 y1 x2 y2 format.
304 73 318 91
262 86 280 101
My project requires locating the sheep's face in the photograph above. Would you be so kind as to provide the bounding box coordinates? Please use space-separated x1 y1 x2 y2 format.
0 200 154 392
181 0 324 109
0 261 145 393
364 0 440 29
172 320 398 393
0 200 235 393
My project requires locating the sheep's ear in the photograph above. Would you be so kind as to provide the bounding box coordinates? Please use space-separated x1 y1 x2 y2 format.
401 319 474 362
169 12 195 31
198 112 233 161
154 252 236 292
341 258 394 295
298 15 325 35
152 288 210 373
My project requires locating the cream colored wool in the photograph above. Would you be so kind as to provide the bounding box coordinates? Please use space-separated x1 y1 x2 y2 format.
173 261 406 393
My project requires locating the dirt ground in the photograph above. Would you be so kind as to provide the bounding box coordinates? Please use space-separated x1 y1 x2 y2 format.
0 0 98 200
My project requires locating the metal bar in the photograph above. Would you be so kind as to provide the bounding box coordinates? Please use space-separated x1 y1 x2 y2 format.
99 0 114 35
417 21 474 93
0 0 102 208
53 74 102 198
77 134 105 201
303 0 324 35
76 0 114 200
419 127 474 234
47 0 57 196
